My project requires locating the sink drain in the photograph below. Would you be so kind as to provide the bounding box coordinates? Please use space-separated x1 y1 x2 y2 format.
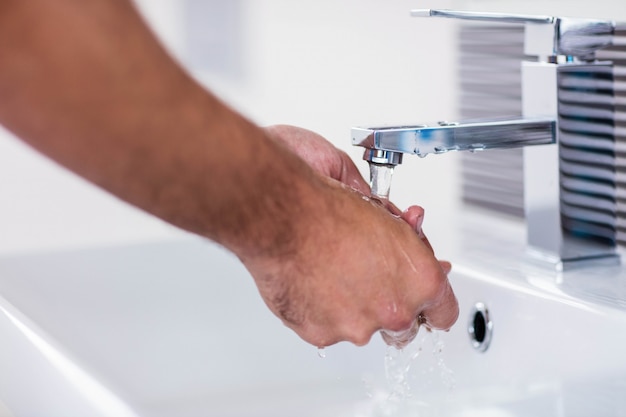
468 302 493 352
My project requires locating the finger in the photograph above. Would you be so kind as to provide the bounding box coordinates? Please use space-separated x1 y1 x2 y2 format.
380 319 420 349
419 228 435 254
383 200 403 217
295 318 377 348
264 125 370 195
369 198 402 217
337 151 370 195
400 206 436 254
420 278 459 331
400 205 425 231
439 260 452 274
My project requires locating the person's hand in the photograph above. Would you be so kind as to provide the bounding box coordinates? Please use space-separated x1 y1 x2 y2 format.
239 172 459 348
260 124 457 348
264 124 370 195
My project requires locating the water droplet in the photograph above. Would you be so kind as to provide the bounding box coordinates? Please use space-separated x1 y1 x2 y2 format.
469 143 486 153
317 347 326 358
437 121 459 126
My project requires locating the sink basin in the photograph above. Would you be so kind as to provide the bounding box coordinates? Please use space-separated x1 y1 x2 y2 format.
1 209 626 416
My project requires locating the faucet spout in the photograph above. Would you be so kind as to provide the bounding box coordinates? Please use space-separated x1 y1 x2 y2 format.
352 118 556 161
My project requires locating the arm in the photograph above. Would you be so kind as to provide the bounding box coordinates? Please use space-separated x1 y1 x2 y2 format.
0 0 458 346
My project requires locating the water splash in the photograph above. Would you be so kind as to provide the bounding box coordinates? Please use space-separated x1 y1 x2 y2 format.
354 331 456 417
384 336 424 401
431 332 456 391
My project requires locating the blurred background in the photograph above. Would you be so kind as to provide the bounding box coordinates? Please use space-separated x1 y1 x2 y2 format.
0 0 623 256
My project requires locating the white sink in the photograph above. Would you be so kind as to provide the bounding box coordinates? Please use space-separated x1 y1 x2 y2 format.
1 209 626 416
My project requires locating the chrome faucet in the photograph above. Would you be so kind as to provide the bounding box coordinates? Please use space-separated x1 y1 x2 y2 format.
352 10 624 270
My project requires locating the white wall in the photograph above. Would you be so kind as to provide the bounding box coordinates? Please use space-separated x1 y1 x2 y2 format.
0 0 460 255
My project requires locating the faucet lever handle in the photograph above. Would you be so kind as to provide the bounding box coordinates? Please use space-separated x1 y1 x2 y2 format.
411 9 554 25
412 9 617 58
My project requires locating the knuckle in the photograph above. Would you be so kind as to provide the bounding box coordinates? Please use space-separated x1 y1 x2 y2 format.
336 319 376 346
421 289 460 331
380 305 415 332
348 330 373 347
419 267 448 302
384 316 416 333
297 326 338 348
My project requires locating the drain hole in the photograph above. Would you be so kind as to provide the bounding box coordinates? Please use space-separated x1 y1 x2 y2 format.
472 311 486 343
468 302 492 352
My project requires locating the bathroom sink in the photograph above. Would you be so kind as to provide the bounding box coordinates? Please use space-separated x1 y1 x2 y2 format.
1 209 626 416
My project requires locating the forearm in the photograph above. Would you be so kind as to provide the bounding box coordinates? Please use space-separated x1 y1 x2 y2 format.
0 0 317 259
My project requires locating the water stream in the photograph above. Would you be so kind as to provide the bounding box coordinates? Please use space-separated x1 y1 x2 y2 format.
369 163 395 202
353 162 455 415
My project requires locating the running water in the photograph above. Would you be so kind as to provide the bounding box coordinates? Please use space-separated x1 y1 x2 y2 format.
354 332 456 417
430 332 456 391
369 163 395 202
381 335 426 415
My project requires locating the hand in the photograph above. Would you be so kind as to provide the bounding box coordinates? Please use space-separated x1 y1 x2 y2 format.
240 174 459 348
261 125 456 348
264 124 370 195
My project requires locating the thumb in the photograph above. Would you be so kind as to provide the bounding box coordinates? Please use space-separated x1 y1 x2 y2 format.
400 205 435 254
336 151 370 195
